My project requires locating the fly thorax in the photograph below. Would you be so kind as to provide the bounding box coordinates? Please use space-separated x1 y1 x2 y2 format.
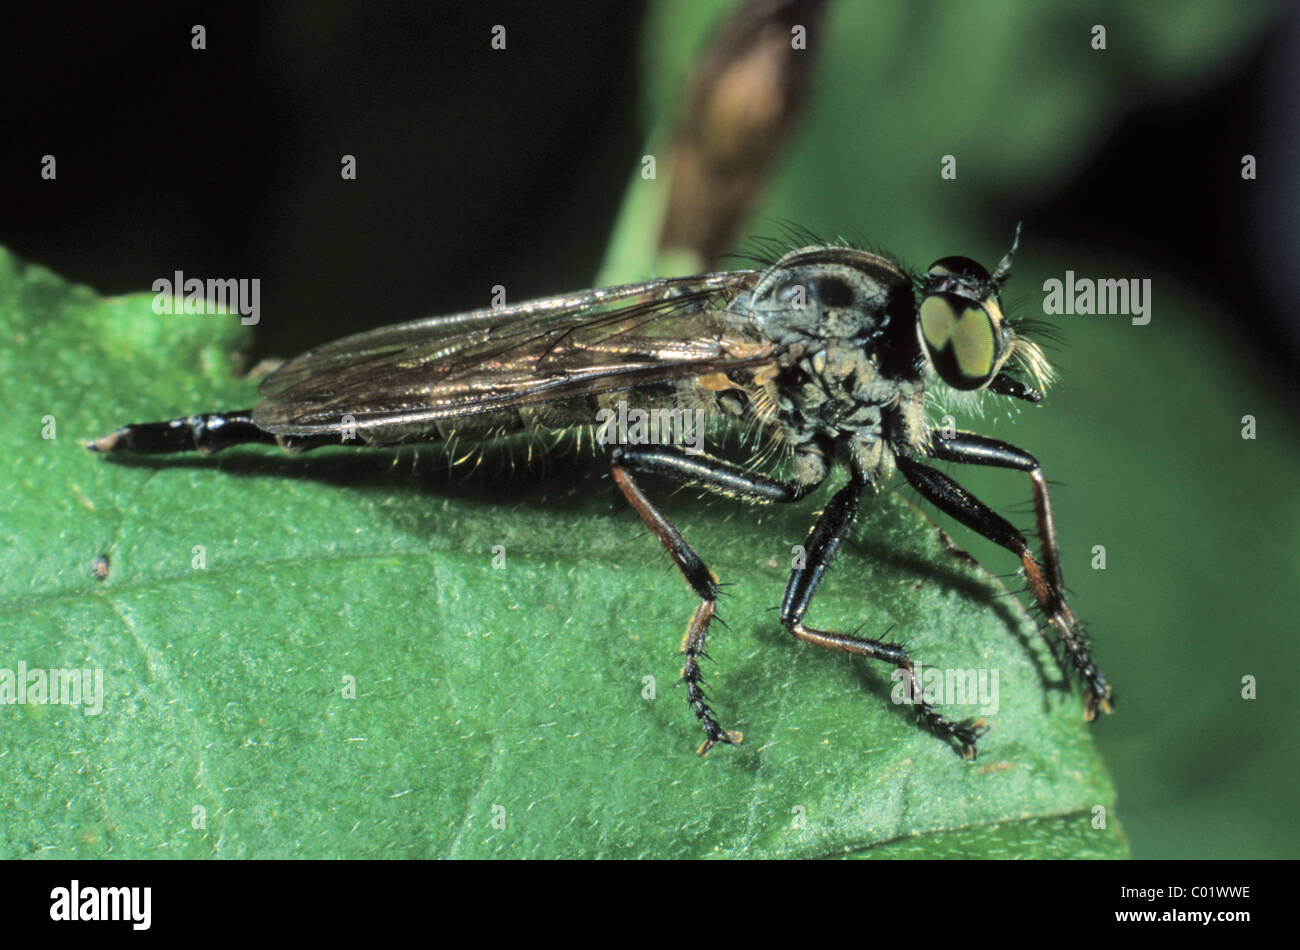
734 255 902 348
773 344 887 438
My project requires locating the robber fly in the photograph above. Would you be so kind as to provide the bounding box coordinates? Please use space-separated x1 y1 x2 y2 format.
88 225 1112 757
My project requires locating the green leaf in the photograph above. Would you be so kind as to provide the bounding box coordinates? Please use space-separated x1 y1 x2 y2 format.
0 247 1123 858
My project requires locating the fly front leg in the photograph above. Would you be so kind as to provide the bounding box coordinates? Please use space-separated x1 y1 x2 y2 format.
609 444 818 755
779 476 987 758
899 444 1113 720
929 432 1066 589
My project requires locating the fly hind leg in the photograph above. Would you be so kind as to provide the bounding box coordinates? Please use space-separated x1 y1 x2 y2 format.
609 445 818 755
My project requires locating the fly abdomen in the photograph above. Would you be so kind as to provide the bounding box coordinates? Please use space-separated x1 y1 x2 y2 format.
88 394 625 458
86 410 281 455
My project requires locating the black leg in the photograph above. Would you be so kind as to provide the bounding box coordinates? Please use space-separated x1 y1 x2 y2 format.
897 449 1113 720
779 476 987 758
929 432 1063 590
609 445 815 755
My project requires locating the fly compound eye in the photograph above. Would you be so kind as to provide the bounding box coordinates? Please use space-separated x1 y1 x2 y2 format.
919 292 1001 389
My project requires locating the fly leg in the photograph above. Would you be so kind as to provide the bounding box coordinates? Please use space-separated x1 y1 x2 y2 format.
899 440 1113 720
780 476 987 758
87 410 336 455
609 445 818 755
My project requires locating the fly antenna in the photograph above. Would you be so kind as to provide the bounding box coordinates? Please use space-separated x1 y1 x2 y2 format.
989 221 1022 290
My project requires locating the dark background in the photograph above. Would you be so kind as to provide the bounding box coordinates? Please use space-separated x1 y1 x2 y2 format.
1 1 1295 370
2 2 646 362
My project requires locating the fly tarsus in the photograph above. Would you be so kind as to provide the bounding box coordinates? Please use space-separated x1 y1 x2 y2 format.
896 657 989 758
1041 596 1113 720
780 475 988 759
682 602 744 756
1012 550 1112 720
784 621 988 759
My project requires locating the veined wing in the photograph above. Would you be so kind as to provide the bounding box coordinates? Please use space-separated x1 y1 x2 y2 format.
253 270 774 437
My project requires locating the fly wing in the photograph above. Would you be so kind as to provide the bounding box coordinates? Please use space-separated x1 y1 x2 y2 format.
253 271 773 438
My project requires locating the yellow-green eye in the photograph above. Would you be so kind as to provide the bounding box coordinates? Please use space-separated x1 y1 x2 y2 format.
919 293 1000 390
